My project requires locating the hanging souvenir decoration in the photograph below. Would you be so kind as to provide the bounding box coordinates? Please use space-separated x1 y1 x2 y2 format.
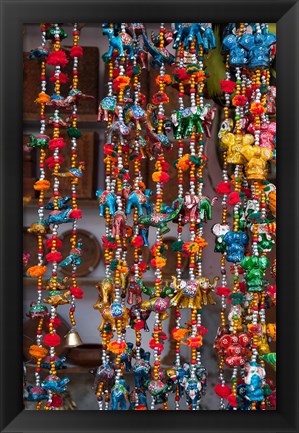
24 21 276 411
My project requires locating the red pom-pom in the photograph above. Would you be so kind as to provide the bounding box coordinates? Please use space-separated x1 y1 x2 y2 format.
49 71 69 84
227 394 238 407
44 333 61 347
149 339 164 354
160 161 169 171
69 209 82 219
45 155 64 169
220 80 236 94
197 325 208 335
45 251 62 263
138 262 148 274
216 182 232 195
216 286 231 296
239 281 247 293
47 317 62 329
51 395 63 408
45 238 63 249
134 320 145 331
48 138 66 150
227 192 241 206
232 95 247 107
70 46 83 58
159 172 169 183
214 384 231 398
46 50 69 67
70 286 84 299
131 235 144 248
173 68 189 82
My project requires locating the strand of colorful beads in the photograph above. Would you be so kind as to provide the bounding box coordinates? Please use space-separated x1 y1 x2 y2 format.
26 22 49 411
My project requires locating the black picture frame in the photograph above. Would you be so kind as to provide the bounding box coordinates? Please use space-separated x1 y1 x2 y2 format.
0 0 298 432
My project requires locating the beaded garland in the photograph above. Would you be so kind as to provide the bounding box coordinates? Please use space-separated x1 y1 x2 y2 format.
25 23 87 410
24 22 276 411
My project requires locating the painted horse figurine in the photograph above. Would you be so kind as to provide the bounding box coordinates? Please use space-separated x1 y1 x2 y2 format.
102 26 134 61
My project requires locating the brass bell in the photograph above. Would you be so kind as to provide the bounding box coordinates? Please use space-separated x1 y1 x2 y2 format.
65 330 83 348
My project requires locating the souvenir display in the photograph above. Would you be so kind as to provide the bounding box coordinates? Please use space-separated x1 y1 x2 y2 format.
24 22 276 410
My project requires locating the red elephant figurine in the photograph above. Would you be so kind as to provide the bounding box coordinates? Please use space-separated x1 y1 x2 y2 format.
218 333 251 367
112 212 127 237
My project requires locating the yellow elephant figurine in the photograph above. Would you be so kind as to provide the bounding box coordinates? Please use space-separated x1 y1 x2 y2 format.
240 145 273 181
220 132 255 164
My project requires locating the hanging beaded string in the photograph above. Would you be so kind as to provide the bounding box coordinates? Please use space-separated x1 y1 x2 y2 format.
30 23 49 410
246 23 270 411
114 25 126 390
131 34 144 365
44 23 64 410
229 23 248 407
173 40 186 410
68 22 82 338
150 22 167 411
214 52 231 410
95 23 117 411
194 42 206 381
187 39 199 389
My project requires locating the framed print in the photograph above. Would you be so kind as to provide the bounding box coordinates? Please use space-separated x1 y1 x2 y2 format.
0 0 298 432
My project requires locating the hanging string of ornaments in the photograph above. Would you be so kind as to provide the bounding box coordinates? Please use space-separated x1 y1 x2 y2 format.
25 22 90 409
24 22 276 411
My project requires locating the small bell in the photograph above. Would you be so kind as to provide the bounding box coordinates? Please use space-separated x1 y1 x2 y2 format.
65 329 83 348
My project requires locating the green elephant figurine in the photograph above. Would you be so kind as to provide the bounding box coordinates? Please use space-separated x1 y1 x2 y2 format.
240 256 270 292
171 105 210 139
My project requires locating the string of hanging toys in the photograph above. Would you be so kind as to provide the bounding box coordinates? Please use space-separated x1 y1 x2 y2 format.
24 22 276 411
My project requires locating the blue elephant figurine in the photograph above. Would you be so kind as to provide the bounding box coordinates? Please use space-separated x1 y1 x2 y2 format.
133 352 151 388
111 379 129 410
58 241 83 268
176 363 191 396
125 189 153 216
239 32 276 69
227 383 253 410
96 189 117 216
244 361 266 402
26 386 48 401
120 342 134 372
41 375 70 393
184 378 204 409
173 23 216 52
222 33 248 68
223 231 249 263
